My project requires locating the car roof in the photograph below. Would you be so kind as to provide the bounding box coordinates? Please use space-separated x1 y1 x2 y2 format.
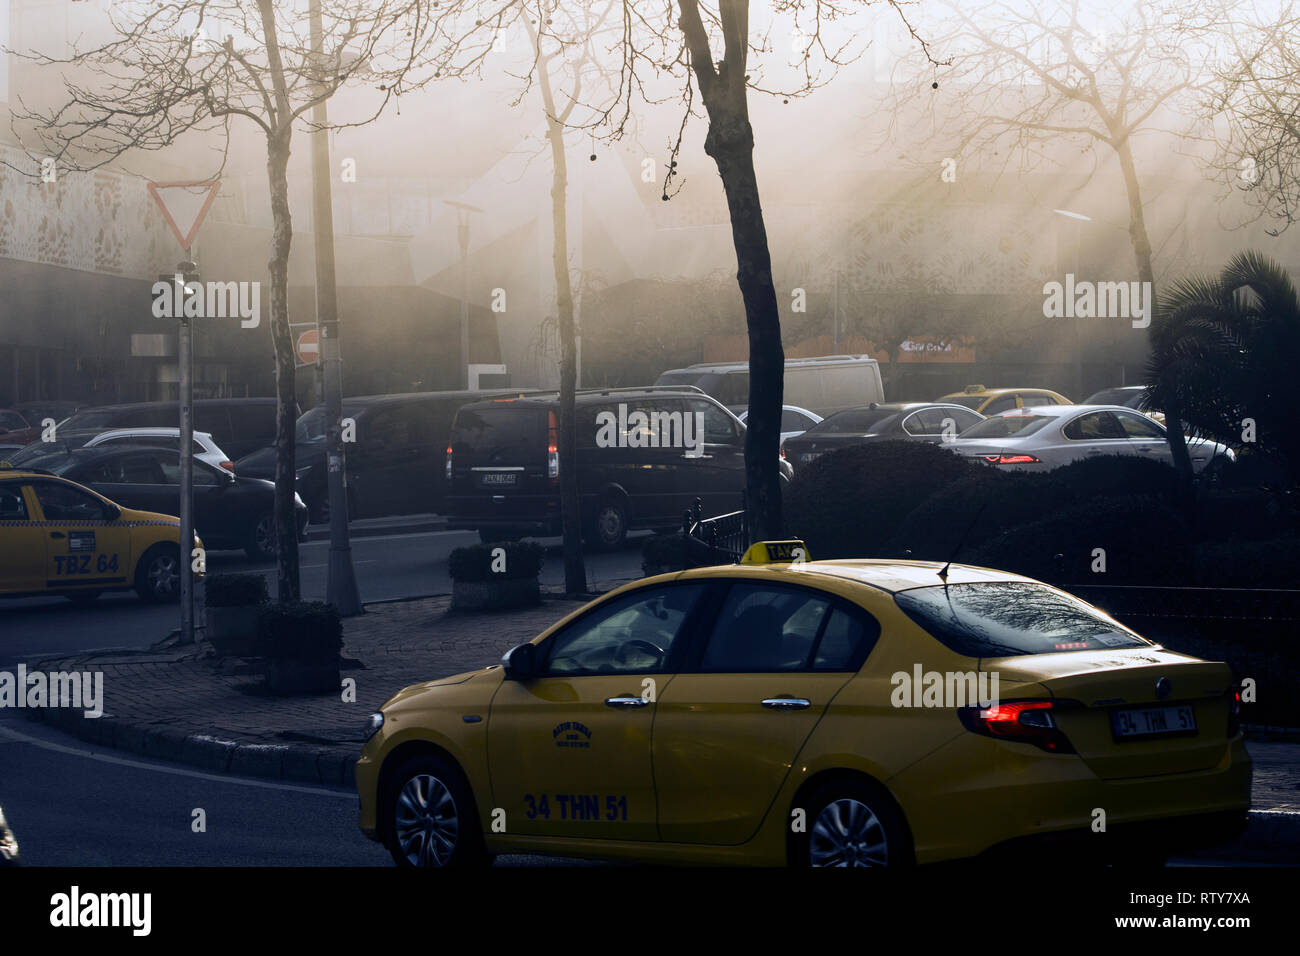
988 403 1144 418
93 427 215 439
671 559 1036 594
455 386 714 410
71 398 279 414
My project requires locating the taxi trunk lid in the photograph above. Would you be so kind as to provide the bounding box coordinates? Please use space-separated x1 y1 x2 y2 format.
984 649 1234 780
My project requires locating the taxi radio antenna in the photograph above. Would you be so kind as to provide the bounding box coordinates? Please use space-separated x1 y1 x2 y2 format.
938 502 990 582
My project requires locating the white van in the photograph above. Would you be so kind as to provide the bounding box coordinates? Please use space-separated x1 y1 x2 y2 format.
654 355 885 416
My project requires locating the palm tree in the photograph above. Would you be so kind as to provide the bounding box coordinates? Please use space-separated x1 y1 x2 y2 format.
1148 251 1300 490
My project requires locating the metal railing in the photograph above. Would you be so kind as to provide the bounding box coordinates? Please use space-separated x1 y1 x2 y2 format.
683 496 748 563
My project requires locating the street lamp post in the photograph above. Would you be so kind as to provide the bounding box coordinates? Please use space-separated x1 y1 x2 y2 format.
1053 208 1092 400
443 200 483 390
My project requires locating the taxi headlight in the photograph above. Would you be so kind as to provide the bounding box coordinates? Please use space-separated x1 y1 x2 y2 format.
364 712 384 742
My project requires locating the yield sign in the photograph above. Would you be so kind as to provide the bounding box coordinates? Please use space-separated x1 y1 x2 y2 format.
147 180 221 251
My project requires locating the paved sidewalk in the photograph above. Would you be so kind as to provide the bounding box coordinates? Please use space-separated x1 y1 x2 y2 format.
19 590 1300 858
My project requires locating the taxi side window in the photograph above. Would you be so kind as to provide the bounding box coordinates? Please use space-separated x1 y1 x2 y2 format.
0 485 28 520
32 482 110 521
542 583 705 675
697 583 879 673
982 395 1018 415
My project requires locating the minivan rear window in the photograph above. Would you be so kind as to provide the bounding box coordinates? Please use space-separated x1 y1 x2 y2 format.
895 582 1150 657
451 406 546 460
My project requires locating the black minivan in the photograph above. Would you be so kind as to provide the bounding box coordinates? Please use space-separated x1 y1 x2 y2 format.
58 398 286 461
445 387 757 548
237 390 527 522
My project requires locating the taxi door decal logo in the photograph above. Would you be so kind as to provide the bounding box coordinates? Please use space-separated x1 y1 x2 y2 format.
552 721 592 749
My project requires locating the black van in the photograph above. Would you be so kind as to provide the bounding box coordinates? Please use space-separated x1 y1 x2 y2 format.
445 387 756 548
236 390 528 522
58 398 287 461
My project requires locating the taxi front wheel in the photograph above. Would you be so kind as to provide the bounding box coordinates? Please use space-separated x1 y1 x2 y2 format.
792 778 913 868
384 754 493 869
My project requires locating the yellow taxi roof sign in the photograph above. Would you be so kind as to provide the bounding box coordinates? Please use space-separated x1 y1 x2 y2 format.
740 540 810 565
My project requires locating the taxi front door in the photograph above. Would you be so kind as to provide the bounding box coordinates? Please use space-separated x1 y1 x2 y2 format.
30 480 132 591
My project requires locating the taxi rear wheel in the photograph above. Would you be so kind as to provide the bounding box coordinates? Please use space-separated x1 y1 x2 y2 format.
793 778 912 868
384 754 493 869
135 544 182 604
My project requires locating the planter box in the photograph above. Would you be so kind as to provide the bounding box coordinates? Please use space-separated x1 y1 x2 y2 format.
451 577 540 611
263 659 342 696
205 605 261 657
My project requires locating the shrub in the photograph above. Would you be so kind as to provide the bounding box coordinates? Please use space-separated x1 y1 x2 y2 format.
1044 454 1178 503
448 540 545 582
642 533 690 575
1194 536 1300 588
785 441 977 559
254 602 343 661
896 471 1055 561
964 495 1194 587
204 572 268 608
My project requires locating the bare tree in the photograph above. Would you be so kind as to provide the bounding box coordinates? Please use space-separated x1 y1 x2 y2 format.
885 0 1212 496
13 0 445 601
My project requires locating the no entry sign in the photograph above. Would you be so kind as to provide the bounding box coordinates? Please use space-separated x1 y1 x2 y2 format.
296 329 320 366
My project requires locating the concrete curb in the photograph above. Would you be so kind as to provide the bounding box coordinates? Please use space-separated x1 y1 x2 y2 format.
304 515 447 542
22 702 358 790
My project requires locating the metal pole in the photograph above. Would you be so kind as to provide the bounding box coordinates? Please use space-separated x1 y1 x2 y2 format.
459 218 470 390
309 0 360 615
177 263 196 645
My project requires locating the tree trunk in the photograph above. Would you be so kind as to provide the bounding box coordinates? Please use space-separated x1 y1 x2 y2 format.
679 0 784 543
267 128 300 602
544 115 587 595
1115 135 1194 507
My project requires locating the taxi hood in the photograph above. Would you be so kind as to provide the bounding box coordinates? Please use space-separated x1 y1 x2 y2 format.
385 666 500 707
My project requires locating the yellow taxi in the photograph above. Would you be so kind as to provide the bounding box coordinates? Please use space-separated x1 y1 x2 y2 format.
0 468 201 604
937 385 1072 416
356 542 1250 867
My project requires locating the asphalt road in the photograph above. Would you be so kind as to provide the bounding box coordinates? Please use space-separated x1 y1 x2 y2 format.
0 529 646 666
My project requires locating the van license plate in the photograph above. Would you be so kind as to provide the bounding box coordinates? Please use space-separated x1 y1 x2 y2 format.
479 473 518 487
1111 704 1195 739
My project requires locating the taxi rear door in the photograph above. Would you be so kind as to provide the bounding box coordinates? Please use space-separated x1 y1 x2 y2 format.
29 479 132 590
0 481 44 593
652 579 879 845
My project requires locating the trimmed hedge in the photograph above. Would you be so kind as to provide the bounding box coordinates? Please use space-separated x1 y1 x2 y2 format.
254 601 343 661
448 540 545 582
204 572 269 608
785 441 977 559
1193 536 1300 588
964 495 1194 587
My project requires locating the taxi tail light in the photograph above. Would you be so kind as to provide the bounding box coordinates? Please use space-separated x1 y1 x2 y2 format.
547 410 560 481
983 454 1041 465
1227 687 1242 738
958 698 1077 753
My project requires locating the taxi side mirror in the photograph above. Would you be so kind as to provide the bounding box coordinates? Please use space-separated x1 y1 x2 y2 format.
501 642 537 681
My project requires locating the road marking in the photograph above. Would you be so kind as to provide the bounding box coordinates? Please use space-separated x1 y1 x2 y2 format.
0 722 357 800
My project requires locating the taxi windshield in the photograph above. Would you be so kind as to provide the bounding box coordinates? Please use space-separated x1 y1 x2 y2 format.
895 581 1150 657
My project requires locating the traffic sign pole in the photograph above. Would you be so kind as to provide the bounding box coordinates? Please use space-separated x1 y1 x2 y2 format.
177 263 197 646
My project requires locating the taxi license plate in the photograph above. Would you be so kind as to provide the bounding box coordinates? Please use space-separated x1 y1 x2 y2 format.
1111 704 1196 739
478 473 518 487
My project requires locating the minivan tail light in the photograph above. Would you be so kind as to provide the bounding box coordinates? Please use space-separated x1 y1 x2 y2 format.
957 698 1077 753
445 445 453 482
547 411 559 480
220 460 235 472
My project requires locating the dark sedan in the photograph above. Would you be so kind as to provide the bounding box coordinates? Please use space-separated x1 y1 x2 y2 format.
781 402 985 474
0 408 38 446
20 445 307 560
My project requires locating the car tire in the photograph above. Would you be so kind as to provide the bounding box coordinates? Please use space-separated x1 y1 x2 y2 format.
245 513 276 562
791 777 913 868
134 543 182 604
587 496 628 551
383 754 494 869
64 590 102 605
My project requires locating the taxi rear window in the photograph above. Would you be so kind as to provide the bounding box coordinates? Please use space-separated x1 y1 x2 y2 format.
895 582 1150 657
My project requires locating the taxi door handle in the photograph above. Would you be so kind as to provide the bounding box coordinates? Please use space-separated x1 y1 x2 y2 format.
605 697 649 709
49 531 65 539
761 697 811 710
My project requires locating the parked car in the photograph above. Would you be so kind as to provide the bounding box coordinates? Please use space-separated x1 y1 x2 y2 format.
935 385 1072 415
5 427 234 472
736 404 823 444
445 386 778 549
236 389 528 523
946 405 1234 474
13 400 78 429
356 541 1249 868
0 805 20 865
0 466 203 603
57 398 288 460
655 355 885 416
18 445 307 560
0 408 38 446
781 403 986 474
1084 385 1166 425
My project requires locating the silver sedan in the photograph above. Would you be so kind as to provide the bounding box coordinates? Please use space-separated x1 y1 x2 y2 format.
945 404 1234 473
